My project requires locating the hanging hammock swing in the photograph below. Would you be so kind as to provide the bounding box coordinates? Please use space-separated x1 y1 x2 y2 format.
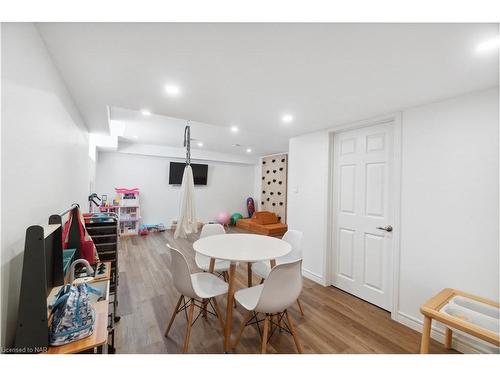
173 122 198 239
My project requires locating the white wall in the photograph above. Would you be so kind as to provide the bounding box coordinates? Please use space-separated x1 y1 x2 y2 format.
253 162 262 212
1 23 92 346
95 151 256 226
397 88 499 352
287 87 499 352
287 133 330 283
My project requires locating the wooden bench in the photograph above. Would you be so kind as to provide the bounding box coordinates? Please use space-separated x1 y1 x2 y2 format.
420 288 499 353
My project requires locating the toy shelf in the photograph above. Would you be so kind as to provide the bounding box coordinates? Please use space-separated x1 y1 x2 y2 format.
116 206 140 236
99 188 141 236
97 206 141 236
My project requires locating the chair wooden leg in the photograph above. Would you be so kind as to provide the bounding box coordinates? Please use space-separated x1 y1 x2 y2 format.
420 316 432 354
233 310 253 349
182 299 195 353
261 315 270 354
296 298 305 316
247 263 252 287
444 327 453 349
165 295 184 337
211 297 225 333
208 258 216 273
286 310 303 354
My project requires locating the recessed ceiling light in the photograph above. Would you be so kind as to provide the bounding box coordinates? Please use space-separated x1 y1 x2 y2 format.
476 36 500 52
282 114 293 123
230 126 239 133
246 148 252 153
197 142 204 147
133 135 139 139
140 109 151 116
164 84 180 96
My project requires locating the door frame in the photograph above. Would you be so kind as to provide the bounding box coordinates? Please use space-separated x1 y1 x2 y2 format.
324 112 402 319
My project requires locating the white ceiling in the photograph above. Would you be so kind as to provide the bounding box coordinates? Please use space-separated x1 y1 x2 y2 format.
110 106 287 156
37 23 499 156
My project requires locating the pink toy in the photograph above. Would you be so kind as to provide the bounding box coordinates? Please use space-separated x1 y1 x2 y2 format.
115 187 140 195
216 212 231 226
115 187 140 207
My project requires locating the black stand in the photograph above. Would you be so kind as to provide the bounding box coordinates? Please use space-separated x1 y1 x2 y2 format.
14 223 63 352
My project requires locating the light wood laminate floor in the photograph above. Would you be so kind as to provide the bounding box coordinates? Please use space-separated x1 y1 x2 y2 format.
114 228 456 354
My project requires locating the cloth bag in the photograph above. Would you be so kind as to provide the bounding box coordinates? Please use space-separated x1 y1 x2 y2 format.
62 207 99 265
48 283 101 346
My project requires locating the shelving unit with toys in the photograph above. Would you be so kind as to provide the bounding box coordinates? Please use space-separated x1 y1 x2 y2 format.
119 205 141 236
100 188 141 236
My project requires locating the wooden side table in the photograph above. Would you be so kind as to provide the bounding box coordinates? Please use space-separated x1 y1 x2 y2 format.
420 288 499 353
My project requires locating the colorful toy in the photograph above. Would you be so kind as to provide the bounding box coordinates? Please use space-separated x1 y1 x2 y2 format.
139 225 149 236
230 213 243 225
246 197 255 218
216 212 231 226
144 223 166 233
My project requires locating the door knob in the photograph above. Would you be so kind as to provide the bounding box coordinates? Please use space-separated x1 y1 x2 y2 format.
376 225 393 232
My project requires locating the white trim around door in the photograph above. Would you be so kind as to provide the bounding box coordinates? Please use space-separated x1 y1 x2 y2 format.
325 113 402 318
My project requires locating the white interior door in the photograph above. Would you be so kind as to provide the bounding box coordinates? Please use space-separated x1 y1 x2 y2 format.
332 122 395 311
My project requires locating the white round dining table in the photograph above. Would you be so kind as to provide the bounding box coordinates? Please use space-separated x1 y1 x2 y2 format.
193 233 291 352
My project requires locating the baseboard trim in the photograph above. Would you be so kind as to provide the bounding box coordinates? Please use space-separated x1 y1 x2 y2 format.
302 268 326 286
395 311 499 354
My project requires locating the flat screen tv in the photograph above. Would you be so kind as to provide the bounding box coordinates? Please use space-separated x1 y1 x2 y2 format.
169 162 208 185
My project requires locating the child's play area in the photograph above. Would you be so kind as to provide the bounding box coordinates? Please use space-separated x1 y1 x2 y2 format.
0 4 499 373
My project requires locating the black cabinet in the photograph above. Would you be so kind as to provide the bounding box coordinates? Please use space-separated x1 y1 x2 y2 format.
85 218 120 324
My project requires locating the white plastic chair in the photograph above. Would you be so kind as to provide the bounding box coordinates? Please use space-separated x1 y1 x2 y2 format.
195 224 231 277
233 259 303 353
251 230 305 315
164 244 228 353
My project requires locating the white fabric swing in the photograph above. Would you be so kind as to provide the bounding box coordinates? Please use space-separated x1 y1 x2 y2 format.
174 123 198 239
